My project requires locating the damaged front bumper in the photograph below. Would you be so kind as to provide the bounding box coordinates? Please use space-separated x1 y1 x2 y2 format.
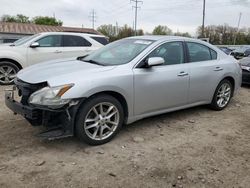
5 86 84 140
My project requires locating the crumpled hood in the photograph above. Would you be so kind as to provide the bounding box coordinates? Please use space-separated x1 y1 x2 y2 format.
17 59 115 84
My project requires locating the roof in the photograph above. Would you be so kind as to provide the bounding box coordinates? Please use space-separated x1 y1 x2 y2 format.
0 22 100 35
128 35 190 41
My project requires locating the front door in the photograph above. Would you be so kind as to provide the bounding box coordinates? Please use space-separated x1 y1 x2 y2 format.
27 35 63 65
133 41 189 116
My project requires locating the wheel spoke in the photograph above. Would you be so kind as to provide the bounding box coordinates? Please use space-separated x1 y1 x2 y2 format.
99 126 104 139
0 67 5 74
6 67 13 74
92 126 99 138
85 122 98 129
85 118 96 123
106 120 118 126
103 124 112 131
92 107 99 116
9 74 16 79
105 106 114 115
4 76 9 82
100 104 105 116
106 110 118 119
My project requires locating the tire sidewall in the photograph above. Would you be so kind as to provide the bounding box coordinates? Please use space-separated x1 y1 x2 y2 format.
75 94 124 145
0 61 19 85
211 79 233 110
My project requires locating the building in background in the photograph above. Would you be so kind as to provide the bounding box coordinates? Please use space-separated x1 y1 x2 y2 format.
0 22 100 43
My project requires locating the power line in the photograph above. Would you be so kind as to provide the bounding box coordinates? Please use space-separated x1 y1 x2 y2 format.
131 0 143 36
89 9 97 29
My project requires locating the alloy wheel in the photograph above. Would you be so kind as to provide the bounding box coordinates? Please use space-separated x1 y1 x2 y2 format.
84 102 120 141
216 83 231 108
0 65 17 84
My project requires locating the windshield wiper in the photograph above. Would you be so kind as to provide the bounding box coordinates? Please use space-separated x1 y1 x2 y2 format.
82 59 104 66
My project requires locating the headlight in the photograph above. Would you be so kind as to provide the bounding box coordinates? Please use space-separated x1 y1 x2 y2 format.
28 84 74 108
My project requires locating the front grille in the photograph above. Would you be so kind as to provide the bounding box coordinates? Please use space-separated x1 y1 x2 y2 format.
15 78 48 105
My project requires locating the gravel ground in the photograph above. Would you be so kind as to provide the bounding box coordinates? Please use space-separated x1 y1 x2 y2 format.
0 86 249 188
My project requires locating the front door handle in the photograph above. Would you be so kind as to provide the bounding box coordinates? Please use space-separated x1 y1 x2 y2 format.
178 71 189 77
54 50 62 54
214 67 223 71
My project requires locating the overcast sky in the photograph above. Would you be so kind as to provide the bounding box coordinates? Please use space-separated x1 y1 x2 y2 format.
1 0 250 35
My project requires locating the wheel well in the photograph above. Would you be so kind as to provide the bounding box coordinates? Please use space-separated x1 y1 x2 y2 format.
223 76 235 95
88 91 129 121
0 58 23 70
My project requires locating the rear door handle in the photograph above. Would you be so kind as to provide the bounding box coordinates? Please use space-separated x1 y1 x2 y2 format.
178 71 189 77
54 50 62 54
214 67 223 71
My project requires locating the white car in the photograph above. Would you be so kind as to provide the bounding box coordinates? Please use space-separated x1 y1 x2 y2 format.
0 32 108 85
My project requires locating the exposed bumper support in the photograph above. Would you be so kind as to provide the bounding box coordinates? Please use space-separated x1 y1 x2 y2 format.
5 88 85 140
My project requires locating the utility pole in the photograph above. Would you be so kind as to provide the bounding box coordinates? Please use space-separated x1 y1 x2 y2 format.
89 9 97 29
233 12 242 45
202 0 206 38
131 0 143 36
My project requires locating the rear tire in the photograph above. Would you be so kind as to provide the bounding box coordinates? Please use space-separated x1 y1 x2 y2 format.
0 61 19 85
75 94 124 145
210 79 233 111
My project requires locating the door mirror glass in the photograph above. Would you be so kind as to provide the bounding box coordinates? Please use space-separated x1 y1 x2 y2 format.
146 57 165 67
30 42 40 48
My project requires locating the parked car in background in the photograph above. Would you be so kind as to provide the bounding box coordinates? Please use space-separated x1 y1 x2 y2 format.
230 47 250 60
239 57 250 84
5 36 242 145
219 47 233 55
0 32 108 85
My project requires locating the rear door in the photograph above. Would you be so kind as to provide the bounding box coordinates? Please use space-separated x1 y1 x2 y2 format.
27 35 63 65
61 35 93 58
186 42 224 103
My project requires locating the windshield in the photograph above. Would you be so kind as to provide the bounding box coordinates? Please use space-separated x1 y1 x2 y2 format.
13 34 41 46
82 39 154 66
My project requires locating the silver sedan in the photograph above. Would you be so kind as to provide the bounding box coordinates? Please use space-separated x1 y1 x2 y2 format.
5 36 242 145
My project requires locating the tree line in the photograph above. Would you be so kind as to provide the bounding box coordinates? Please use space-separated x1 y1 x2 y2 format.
197 24 250 45
97 24 191 42
1 14 62 26
1 14 250 45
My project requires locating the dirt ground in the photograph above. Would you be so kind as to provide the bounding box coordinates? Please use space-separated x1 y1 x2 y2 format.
0 86 249 188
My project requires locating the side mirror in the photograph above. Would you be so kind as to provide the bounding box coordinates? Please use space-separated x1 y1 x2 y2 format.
30 42 40 48
146 57 165 67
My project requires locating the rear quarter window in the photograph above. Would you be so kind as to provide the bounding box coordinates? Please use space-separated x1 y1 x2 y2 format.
210 49 217 60
91 36 109 45
63 35 92 47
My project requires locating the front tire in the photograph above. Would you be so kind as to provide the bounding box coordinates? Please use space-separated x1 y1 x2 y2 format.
0 61 19 85
210 79 233 111
75 94 124 145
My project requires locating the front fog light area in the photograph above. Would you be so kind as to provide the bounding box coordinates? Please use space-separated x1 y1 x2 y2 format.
28 84 73 108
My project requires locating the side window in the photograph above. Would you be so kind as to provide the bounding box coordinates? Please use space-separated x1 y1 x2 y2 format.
148 42 184 65
91 36 109 45
187 42 215 62
36 35 62 47
63 35 92 47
